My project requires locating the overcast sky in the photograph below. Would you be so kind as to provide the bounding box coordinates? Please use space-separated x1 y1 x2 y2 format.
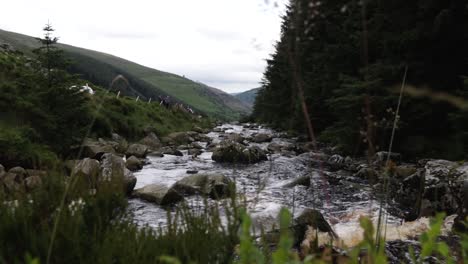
1 0 288 93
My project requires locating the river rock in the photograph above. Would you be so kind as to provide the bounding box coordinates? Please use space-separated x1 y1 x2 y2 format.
98 138 123 154
296 141 316 153
422 160 466 215
134 184 183 205
71 158 101 188
212 141 267 164
176 145 190 150
292 209 337 246
374 151 401 166
111 133 129 153
160 147 183 156
226 133 245 144
395 165 417 178
390 171 425 220
126 143 148 158
164 132 196 145
148 151 164 157
190 142 203 149
101 153 137 195
8 167 27 181
389 160 467 220
283 175 310 188
192 126 204 133
140 132 161 150
126 156 143 171
2 172 24 193
196 134 212 143
206 142 218 151
171 174 234 199
354 167 378 182
267 142 282 153
25 175 42 191
124 168 137 195
188 148 202 156
252 133 273 143
81 138 116 159
327 155 346 171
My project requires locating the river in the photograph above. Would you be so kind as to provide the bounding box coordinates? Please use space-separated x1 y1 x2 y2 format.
127 123 454 262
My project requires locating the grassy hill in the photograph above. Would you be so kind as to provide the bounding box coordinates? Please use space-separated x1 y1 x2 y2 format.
233 88 260 108
0 29 250 120
0 45 212 168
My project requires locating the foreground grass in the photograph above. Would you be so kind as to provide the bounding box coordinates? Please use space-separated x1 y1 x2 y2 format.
0 173 240 264
1 171 466 264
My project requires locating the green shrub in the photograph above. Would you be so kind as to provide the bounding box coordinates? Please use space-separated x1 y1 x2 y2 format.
0 125 58 168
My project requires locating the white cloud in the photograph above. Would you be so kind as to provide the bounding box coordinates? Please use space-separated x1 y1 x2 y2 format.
0 0 287 93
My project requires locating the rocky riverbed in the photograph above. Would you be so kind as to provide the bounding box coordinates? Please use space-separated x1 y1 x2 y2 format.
1 123 465 263
125 123 466 263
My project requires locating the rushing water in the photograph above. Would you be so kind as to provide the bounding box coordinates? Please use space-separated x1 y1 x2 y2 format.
127 123 449 251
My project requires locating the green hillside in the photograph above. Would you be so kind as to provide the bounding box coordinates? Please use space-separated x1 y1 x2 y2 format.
0 29 250 120
233 88 260 108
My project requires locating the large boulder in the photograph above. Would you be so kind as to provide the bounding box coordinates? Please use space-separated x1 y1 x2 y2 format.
192 126 204 133
212 141 267 164
100 153 137 195
226 133 245 144
267 142 296 154
25 175 42 191
390 170 425 220
2 172 24 193
134 184 183 205
81 138 116 159
163 132 196 145
421 160 466 216
140 132 161 150
111 133 129 153
8 167 27 181
394 165 418 179
389 160 467 220
125 156 143 171
292 209 337 246
196 134 212 143
252 133 273 143
190 142 203 149
159 147 183 156
71 158 101 188
124 168 137 195
188 148 203 156
267 142 282 153
126 143 148 158
171 174 234 199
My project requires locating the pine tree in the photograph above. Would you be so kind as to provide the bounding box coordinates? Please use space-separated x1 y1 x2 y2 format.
31 23 92 156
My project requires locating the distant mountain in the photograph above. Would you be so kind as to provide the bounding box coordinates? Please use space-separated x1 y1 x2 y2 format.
0 29 250 120
233 88 260 107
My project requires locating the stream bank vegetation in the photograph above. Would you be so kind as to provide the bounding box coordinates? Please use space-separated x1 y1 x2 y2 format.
0 173 466 263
